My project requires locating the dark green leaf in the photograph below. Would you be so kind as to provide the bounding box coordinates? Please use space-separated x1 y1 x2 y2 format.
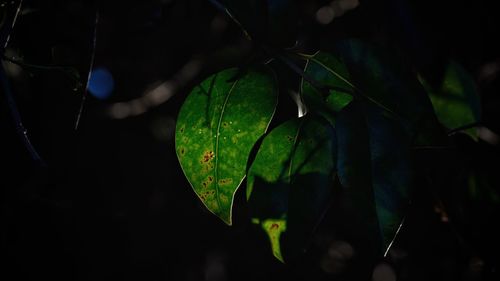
301 51 354 124
419 61 481 139
175 66 278 225
337 101 413 254
335 40 446 145
247 115 336 262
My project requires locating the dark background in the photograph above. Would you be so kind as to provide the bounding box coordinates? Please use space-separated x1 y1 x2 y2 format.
1 0 500 280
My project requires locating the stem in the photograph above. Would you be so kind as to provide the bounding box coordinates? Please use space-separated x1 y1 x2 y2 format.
2 55 82 84
75 5 100 130
0 64 45 167
206 0 251 40
264 47 353 98
0 0 45 167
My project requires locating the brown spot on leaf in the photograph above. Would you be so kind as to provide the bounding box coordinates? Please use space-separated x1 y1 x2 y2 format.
202 151 215 163
270 223 279 230
218 178 233 185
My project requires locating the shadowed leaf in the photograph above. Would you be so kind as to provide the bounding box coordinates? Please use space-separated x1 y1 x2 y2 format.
419 61 481 139
335 39 446 145
247 115 336 262
337 101 412 254
301 51 354 124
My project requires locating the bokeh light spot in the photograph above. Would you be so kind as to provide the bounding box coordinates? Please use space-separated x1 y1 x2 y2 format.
88 67 114 100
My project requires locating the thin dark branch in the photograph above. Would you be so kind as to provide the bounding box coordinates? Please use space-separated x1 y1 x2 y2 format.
264 48 354 97
0 64 46 167
206 0 251 40
1 0 23 49
0 0 45 167
75 5 100 130
2 55 82 85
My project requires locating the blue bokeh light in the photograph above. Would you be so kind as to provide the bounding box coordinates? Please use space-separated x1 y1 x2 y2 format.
88 67 114 100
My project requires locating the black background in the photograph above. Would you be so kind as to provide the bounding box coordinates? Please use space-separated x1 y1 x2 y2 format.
1 0 500 280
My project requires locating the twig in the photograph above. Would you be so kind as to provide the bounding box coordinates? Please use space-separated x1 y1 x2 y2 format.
0 63 46 167
0 0 46 167
2 54 82 84
265 47 354 96
75 5 100 130
206 0 251 40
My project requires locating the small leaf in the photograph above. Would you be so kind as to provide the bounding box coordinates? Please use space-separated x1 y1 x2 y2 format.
247 115 336 262
175 66 278 225
419 61 481 139
337 101 413 255
301 52 354 124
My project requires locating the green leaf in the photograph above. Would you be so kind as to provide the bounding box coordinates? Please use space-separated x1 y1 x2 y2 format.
337 101 413 255
175 66 278 225
334 40 446 145
419 61 481 139
247 115 336 262
301 51 354 124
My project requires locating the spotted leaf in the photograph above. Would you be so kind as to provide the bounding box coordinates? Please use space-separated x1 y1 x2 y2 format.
175 66 278 225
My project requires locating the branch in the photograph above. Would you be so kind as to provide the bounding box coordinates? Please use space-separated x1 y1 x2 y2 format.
1 0 46 167
206 0 251 40
1 61 46 167
75 5 100 130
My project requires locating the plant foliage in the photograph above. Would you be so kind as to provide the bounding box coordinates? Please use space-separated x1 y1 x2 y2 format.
174 0 483 262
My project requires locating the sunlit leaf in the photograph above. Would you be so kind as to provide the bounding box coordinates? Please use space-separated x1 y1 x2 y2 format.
337 101 413 254
247 115 336 262
175 66 278 225
301 51 354 124
419 61 481 139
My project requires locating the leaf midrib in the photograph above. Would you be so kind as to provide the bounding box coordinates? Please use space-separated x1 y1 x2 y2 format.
214 79 239 213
